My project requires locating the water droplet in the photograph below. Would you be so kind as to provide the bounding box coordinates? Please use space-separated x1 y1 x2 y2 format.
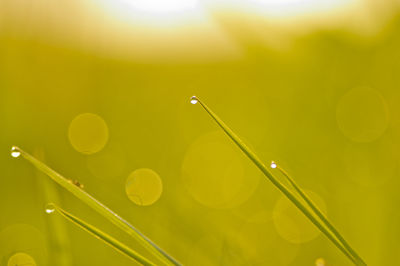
45 204 55 214
270 161 277 169
10 146 21 158
190 96 198 104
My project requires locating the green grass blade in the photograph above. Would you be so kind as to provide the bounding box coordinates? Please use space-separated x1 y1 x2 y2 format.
274 163 366 265
190 96 361 265
47 203 156 266
11 146 181 266
34 148 73 266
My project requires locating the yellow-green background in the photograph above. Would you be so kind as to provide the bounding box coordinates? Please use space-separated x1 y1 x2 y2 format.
1 1 400 265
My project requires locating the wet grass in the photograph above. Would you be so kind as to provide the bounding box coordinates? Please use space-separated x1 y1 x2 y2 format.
46 203 156 266
11 146 181 266
190 96 366 265
9 94 367 265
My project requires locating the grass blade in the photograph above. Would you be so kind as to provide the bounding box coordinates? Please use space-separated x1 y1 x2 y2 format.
34 147 73 266
190 96 364 265
11 146 181 266
46 203 156 266
273 162 366 265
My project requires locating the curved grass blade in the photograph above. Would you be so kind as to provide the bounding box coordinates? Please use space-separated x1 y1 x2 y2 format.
273 162 366 265
11 146 181 266
190 96 363 265
46 203 156 266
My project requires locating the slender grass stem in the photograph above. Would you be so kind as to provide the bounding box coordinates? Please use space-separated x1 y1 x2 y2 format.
11 146 181 266
47 203 156 266
34 148 73 266
274 163 366 265
190 96 364 265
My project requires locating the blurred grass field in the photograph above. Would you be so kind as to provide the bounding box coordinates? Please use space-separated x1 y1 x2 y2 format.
1 0 400 265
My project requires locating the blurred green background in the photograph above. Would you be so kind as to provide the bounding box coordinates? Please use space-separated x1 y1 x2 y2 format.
1 0 400 265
